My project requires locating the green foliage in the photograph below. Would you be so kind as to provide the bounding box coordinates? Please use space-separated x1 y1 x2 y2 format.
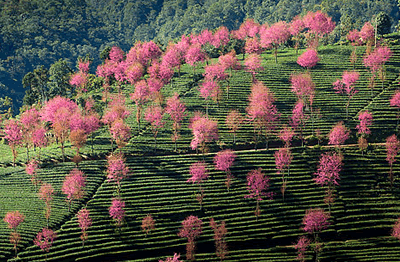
376 12 392 36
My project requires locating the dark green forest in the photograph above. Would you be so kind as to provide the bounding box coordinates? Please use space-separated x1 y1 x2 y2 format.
0 0 399 113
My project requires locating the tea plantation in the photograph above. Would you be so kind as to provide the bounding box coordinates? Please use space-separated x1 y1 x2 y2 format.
1 43 400 262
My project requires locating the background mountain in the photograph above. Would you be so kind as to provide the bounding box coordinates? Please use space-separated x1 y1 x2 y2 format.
0 0 399 113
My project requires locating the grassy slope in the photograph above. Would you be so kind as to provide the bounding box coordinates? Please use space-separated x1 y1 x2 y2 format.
1 44 400 261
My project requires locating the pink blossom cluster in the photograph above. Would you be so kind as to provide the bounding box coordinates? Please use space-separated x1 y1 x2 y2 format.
363 46 393 73
279 126 295 147
203 63 228 81
303 10 335 36
297 49 320 69
275 148 293 174
77 208 92 234
290 72 315 102
392 217 400 240
386 134 400 166
356 111 373 135
106 153 129 186
145 105 165 131
291 100 308 129
34 228 57 252
3 119 23 147
333 71 360 97
141 214 155 235
62 168 86 204
232 18 260 40
294 236 310 261
245 168 273 201
246 81 279 129
199 80 221 101
302 208 330 234
314 152 342 187
328 122 350 146
218 50 241 71
187 161 209 184
244 53 264 78
3 211 25 230
178 215 203 241
189 114 219 150
245 37 262 54
109 198 126 227
260 21 290 49
347 22 374 46
214 149 236 172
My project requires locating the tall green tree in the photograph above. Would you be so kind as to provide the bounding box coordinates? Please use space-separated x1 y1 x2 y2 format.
22 66 49 105
376 11 392 35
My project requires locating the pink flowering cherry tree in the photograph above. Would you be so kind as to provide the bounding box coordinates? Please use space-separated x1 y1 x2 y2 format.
106 152 129 196
363 46 393 89
245 37 262 55
178 215 203 261
62 168 86 211
109 119 131 150
392 217 400 241
38 183 54 228
34 228 57 258
226 109 244 144
187 161 209 210
245 168 273 220
290 15 305 54
245 53 264 82
77 208 92 247
294 235 311 262
218 50 241 99
279 125 295 148
260 21 291 63
3 119 23 166
214 149 237 191
328 122 350 152
356 111 373 154
290 72 316 133
246 81 279 149
4 211 25 257
303 10 335 47
165 93 186 151
130 79 149 130
20 108 41 161
210 218 228 261
332 71 360 119
291 100 308 146
386 134 400 188
189 113 219 154
185 44 206 74
199 80 221 115
314 152 343 212
145 105 165 151
40 96 79 161
275 147 293 201
141 214 155 236
301 208 330 261
26 159 40 189
109 197 126 230
297 49 320 70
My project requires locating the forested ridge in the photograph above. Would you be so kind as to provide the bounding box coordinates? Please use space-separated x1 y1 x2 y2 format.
0 0 399 114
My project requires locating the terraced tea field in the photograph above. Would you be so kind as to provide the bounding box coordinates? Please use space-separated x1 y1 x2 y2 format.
1 44 400 261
